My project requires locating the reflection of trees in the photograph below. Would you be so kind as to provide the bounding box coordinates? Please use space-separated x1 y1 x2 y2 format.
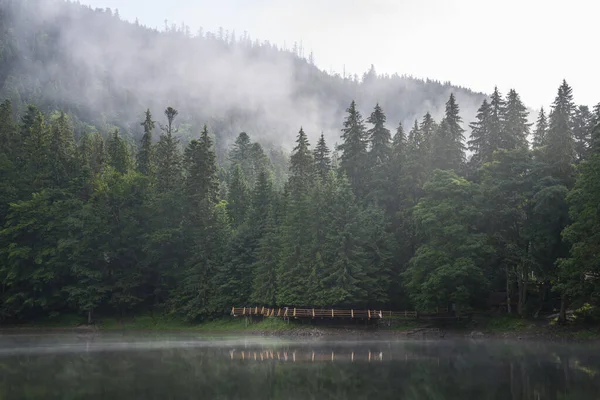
0 340 598 399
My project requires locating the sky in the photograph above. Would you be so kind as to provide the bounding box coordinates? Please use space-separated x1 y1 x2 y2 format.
80 0 599 109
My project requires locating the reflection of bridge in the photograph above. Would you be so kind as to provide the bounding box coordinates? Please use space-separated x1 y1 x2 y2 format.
227 349 434 363
231 307 418 320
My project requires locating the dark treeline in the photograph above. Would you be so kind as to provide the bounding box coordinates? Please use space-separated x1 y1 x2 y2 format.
1 80 599 324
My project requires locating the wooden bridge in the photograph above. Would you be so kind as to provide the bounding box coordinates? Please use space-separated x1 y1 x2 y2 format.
231 307 419 320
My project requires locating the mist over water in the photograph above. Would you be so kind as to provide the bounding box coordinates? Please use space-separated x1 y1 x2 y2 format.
1 334 599 399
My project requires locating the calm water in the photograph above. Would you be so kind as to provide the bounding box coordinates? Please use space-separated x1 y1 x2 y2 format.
0 334 599 399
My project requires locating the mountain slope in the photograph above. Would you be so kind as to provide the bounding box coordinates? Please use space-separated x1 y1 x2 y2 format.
0 0 487 154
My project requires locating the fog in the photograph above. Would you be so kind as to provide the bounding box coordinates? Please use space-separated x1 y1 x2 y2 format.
1 333 599 399
3 0 488 151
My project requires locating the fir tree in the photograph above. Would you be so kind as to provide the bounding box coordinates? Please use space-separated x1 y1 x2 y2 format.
23 106 51 192
106 129 132 174
431 94 466 172
48 111 76 189
155 107 182 193
184 125 219 208
227 164 250 228
250 206 280 305
288 127 314 195
366 103 392 204
366 103 391 165
504 89 530 150
544 80 575 185
468 99 492 168
572 105 593 163
419 112 436 169
137 109 155 175
338 100 368 198
229 132 254 181
313 133 331 180
532 107 548 150
488 86 506 152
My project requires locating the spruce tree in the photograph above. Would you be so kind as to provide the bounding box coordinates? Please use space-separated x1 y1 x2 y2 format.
488 86 507 152
313 133 331 180
78 131 106 178
431 94 466 172
229 132 254 182
48 111 76 189
338 100 368 198
250 206 280 306
249 142 270 180
184 125 219 208
532 107 548 150
468 99 492 169
106 129 132 174
404 120 425 204
392 122 407 164
367 103 391 165
155 107 182 193
277 128 315 306
227 164 250 228
504 89 530 150
0 100 19 225
572 105 593 163
0 100 18 159
544 80 575 185
288 127 314 195
419 112 436 170
137 109 155 175
23 106 51 192
366 103 391 204
317 174 367 306
592 103 600 150
386 122 407 212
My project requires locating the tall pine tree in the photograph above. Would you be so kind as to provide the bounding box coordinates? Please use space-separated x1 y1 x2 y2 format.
313 133 331 180
532 107 548 150
431 94 466 172
137 109 155 175
338 100 368 199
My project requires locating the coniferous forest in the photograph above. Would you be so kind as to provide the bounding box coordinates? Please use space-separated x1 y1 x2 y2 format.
1 1 600 325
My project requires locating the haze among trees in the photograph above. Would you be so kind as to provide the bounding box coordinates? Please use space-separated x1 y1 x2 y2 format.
0 0 599 324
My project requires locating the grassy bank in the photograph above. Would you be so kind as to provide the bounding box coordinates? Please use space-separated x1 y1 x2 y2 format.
2 313 599 340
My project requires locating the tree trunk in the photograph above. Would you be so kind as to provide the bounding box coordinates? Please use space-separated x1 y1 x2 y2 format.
517 264 528 317
88 309 93 325
558 296 567 324
506 267 512 314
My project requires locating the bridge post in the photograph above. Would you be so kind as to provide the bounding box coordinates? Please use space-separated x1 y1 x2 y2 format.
351 309 354 318
312 309 315 318
243 307 246 315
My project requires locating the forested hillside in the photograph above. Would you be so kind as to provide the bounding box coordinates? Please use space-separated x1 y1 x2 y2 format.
0 0 486 157
0 0 599 325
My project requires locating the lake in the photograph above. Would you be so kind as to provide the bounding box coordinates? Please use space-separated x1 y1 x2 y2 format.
0 333 598 399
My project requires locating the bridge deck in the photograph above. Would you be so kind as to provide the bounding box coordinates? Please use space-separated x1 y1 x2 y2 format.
231 307 419 319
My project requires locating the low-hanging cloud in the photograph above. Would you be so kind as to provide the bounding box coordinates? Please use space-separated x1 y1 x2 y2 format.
4 0 488 153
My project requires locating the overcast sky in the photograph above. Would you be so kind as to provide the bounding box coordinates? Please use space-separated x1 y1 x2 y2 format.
81 0 599 109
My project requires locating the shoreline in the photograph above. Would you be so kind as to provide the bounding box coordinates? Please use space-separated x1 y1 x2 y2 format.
1 324 599 343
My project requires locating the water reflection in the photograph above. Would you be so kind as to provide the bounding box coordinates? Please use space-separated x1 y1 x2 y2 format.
0 334 599 399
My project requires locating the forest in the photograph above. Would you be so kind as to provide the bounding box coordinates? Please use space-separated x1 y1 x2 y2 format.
1 81 599 324
0 0 599 325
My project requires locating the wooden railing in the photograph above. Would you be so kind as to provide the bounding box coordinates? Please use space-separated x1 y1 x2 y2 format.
230 307 419 319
